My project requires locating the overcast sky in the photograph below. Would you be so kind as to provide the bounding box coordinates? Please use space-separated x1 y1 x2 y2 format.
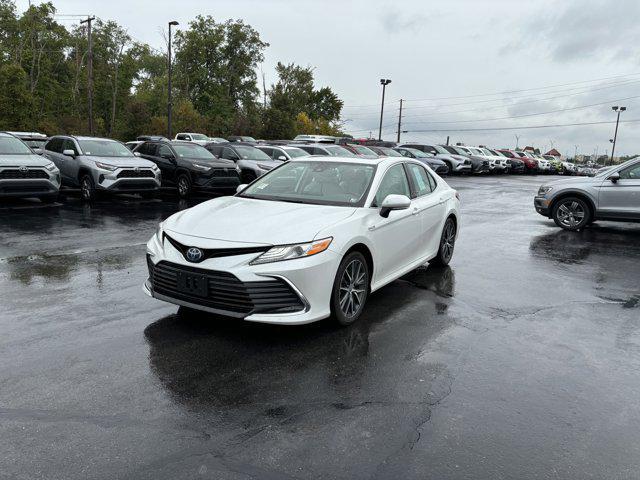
16 0 640 156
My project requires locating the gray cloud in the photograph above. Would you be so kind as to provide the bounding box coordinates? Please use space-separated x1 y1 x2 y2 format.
380 9 428 34
521 0 640 63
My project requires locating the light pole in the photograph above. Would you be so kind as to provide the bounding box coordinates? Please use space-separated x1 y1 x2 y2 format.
378 78 391 141
610 105 626 165
168 20 179 139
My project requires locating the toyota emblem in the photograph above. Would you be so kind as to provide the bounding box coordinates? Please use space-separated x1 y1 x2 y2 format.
134 167 140 173
19 166 28 173
186 247 204 263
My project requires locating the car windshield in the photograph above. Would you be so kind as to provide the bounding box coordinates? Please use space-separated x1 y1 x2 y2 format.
172 143 216 160
285 147 310 158
378 147 403 157
480 148 493 156
353 145 376 155
490 149 505 157
190 134 209 140
500 150 515 158
234 146 272 160
402 148 430 158
432 145 449 154
78 139 134 157
324 146 356 157
0 136 32 155
241 136 256 142
22 139 47 148
239 161 376 207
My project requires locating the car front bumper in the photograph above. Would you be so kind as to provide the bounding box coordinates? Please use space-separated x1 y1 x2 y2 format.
144 232 340 324
534 196 551 217
0 169 60 198
96 170 161 193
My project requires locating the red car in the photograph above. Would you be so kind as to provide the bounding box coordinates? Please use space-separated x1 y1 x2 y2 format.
498 149 538 173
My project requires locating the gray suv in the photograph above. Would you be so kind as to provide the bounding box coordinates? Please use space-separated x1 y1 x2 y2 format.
44 136 161 201
534 158 640 230
0 132 60 202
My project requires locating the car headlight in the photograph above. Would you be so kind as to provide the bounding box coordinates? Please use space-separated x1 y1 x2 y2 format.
257 163 274 171
44 161 57 171
192 163 212 171
235 166 241 173
538 186 553 195
250 237 333 265
155 223 163 243
95 161 118 171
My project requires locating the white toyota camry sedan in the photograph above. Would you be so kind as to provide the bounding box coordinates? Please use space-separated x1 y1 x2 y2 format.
144 156 460 325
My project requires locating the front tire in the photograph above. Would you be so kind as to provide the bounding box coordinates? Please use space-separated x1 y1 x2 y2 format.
431 217 456 266
80 174 96 202
552 197 591 231
331 252 370 326
177 174 191 198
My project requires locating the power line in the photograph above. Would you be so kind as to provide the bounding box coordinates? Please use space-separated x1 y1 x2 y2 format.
405 118 640 133
399 95 640 125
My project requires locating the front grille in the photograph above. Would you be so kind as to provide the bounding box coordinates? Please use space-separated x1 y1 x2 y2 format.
211 168 239 178
117 169 155 178
147 258 305 316
115 182 156 190
0 169 48 179
164 233 268 262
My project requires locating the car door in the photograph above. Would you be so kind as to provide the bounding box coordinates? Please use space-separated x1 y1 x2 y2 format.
598 161 640 217
405 162 448 259
367 163 422 283
43 137 64 174
60 138 81 185
155 144 178 184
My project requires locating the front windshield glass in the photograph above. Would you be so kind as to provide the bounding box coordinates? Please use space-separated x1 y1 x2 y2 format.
78 139 133 157
325 146 356 157
595 166 615 177
172 143 216 160
190 134 209 140
239 161 376 207
235 146 272 160
469 148 484 156
353 145 376 155
403 148 429 158
378 147 403 157
0 136 32 155
433 145 449 154
480 148 493 156
285 147 309 158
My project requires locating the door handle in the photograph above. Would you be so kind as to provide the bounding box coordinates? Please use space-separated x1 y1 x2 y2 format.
411 207 419 215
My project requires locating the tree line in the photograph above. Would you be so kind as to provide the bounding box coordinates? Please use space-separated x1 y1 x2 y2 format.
0 1 344 140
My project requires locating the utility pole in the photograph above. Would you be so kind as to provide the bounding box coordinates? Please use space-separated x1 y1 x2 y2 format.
396 99 403 143
80 16 95 135
378 78 391 141
514 134 520 149
167 20 179 139
574 145 578 161
446 135 450 145
610 105 626 165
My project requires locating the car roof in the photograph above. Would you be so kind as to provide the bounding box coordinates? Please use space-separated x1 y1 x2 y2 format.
287 155 414 167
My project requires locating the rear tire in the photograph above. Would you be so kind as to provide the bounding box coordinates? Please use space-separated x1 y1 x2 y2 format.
331 252 370 326
552 196 591 231
431 217 457 266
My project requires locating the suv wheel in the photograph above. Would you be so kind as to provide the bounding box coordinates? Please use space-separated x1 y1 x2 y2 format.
80 174 96 202
331 252 370 326
177 174 191 198
552 197 591 231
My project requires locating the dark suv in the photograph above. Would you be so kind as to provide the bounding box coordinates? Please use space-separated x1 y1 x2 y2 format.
205 142 282 183
134 141 240 197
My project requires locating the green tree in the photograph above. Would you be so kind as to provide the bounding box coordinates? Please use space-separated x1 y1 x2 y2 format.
0 63 35 129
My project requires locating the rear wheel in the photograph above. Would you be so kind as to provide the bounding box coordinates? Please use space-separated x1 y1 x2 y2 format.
80 174 96 202
431 217 456 266
177 174 191 198
552 197 591 231
331 252 370 326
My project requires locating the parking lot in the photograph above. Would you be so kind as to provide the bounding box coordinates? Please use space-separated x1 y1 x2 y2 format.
2 174 640 479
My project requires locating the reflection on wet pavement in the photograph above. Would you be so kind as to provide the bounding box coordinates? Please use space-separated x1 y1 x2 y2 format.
2 177 640 479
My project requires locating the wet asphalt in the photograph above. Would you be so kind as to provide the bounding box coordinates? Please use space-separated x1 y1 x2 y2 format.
1 176 640 480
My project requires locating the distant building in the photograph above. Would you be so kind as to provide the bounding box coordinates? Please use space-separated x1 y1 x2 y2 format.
545 148 561 157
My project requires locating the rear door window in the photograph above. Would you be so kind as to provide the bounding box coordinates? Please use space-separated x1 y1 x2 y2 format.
406 163 434 197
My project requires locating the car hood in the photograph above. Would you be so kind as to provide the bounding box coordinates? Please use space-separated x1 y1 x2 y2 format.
89 156 157 168
435 154 462 162
184 158 236 168
0 154 54 167
163 196 357 246
544 177 594 187
425 157 446 166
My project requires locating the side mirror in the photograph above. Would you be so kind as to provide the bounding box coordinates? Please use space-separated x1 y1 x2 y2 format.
33 148 43 155
278 155 287 161
609 172 620 183
134 152 142 157
379 194 411 218
62 149 76 157
236 184 248 193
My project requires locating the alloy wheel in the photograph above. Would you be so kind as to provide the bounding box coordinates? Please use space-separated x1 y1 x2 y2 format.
81 177 92 200
441 219 456 262
339 259 367 318
557 201 585 228
178 177 189 197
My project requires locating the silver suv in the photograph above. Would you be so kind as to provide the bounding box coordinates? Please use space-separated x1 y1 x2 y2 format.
44 135 161 201
534 158 640 230
0 132 60 202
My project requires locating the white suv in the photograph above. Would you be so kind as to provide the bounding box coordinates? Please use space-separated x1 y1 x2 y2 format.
174 133 211 145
